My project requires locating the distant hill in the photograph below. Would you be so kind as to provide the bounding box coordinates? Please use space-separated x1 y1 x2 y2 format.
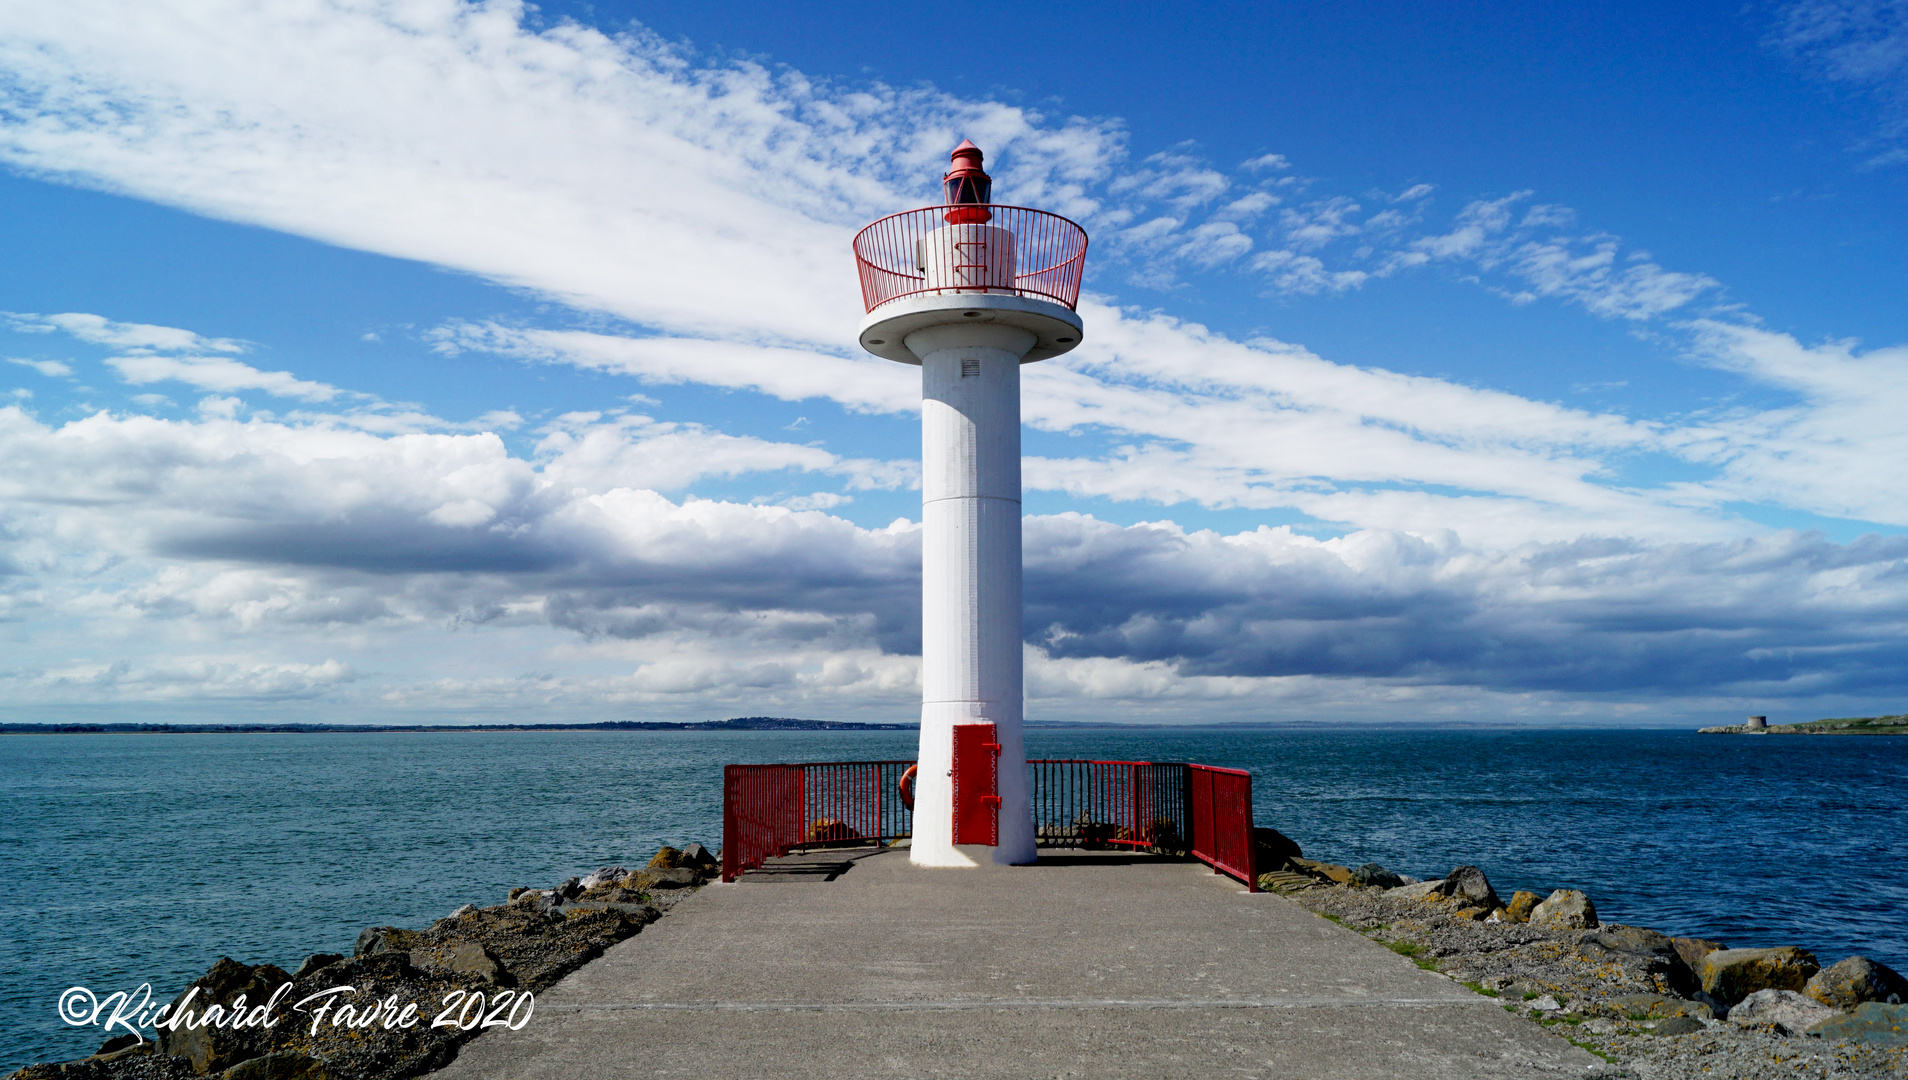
0 717 917 735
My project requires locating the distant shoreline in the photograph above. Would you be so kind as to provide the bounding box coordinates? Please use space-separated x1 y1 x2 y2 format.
1698 714 1908 736
1 718 1625 735
0 717 917 735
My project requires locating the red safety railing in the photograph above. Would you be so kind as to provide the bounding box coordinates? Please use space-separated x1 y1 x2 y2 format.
722 761 915 882
721 764 805 884
1188 764 1257 890
852 205 1089 313
725 758 1258 890
1028 759 1189 853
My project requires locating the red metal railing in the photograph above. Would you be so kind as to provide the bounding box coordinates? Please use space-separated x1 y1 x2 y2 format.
1028 759 1189 852
724 759 1258 891
852 205 1089 313
721 764 805 884
722 760 915 882
1188 764 1257 890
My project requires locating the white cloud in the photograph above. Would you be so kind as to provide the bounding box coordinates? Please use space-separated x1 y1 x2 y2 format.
438 322 919 414
1776 0 1908 162
1108 149 1231 210
8 357 73 377
1248 249 1370 294
2 403 1905 719
1408 196 1721 320
1280 196 1364 250
1412 192 1527 261
776 491 852 511
534 411 904 494
1678 320 1908 525
6 311 245 353
1510 239 1719 321
0 2 1905 719
107 352 341 401
11 309 341 400
1241 153 1291 172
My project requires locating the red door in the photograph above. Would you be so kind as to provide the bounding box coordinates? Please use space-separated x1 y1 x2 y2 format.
951 723 1001 845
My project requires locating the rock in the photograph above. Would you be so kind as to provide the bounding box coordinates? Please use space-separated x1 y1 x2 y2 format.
555 876 584 900
1699 946 1821 1003
1729 988 1837 1034
1350 863 1404 888
561 899 661 920
1692 990 1731 1019
1504 890 1542 923
354 925 420 956
1672 936 1726 973
1386 879 1455 901
507 886 529 901
578 867 628 891
631 867 700 889
648 846 683 869
1291 858 1354 884
1528 889 1597 930
1251 827 1302 872
1443 865 1502 910
1581 926 1674 956
86 1040 153 1064
1451 906 1489 922
448 903 478 919
94 1034 142 1056
155 957 292 1074
1578 927 1697 995
1649 1016 1707 1036
1606 993 1714 1021
1483 907 1509 923
218 1052 330 1080
1804 956 1908 1009
511 888 552 909
414 940 515 987
680 843 718 870
1529 995 1562 1012
289 953 342 980
1810 1001 1908 1046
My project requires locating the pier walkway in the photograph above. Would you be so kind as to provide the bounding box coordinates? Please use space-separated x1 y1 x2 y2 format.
438 848 1598 1079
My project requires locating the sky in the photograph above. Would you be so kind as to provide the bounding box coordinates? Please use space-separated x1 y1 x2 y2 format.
1 0 1906 727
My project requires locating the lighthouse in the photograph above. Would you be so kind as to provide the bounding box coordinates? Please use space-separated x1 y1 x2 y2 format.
852 142 1089 867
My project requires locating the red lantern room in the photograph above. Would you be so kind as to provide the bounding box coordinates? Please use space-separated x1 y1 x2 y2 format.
943 139 993 224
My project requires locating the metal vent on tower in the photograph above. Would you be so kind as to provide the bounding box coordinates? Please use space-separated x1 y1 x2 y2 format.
961 359 980 378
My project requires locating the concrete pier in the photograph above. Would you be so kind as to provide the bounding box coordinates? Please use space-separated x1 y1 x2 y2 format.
439 849 1598 1079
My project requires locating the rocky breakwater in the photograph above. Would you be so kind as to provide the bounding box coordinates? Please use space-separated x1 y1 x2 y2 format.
1252 833 1908 1078
10 845 720 1080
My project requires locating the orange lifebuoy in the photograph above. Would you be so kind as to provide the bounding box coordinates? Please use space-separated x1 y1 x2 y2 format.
897 764 918 810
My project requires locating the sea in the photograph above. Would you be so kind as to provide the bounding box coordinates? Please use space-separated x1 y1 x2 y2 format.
3 726 1904 1072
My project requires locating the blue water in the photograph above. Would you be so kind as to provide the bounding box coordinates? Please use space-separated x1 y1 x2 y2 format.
3 728 1904 1072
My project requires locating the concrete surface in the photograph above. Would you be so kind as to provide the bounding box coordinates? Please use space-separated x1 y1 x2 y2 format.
437 849 1600 1079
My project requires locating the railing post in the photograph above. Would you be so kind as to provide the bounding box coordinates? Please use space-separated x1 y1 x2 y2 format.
1208 769 1220 875
722 765 737 882
1242 771 1259 893
1130 762 1141 846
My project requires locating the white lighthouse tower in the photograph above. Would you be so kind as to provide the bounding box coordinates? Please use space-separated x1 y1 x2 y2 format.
853 142 1089 867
